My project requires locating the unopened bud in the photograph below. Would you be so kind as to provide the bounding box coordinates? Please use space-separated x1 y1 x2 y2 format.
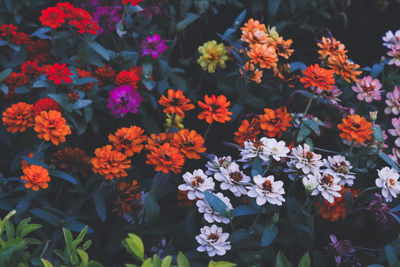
370 111 378 122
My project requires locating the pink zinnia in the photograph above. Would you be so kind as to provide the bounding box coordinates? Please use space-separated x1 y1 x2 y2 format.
140 34 167 58
388 44 400 66
385 85 400 115
107 85 142 118
321 85 342 104
351 76 382 103
388 118 400 147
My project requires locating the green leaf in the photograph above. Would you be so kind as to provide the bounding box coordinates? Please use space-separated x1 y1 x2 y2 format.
141 258 152 267
303 119 320 136
144 193 160 223
276 250 292 267
41 259 54 267
63 227 74 256
372 126 384 142
251 157 263 176
297 123 312 143
72 225 88 249
231 205 258 217
77 249 89 265
16 217 31 237
142 63 153 80
268 0 281 16
177 251 190 267
208 261 237 267
122 233 144 261
88 41 110 61
5 221 15 240
298 251 311 267
22 157 49 169
385 245 398 267
93 194 106 222
161 256 172 267
176 13 200 31
20 224 41 238
72 99 92 110
379 152 400 172
203 191 232 218
261 224 278 247
30 209 60 226
0 68 12 83
31 27 51 39
52 170 78 184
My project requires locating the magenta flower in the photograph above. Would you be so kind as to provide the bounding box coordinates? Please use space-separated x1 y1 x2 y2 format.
351 76 382 103
93 6 122 35
385 85 400 115
107 85 142 118
389 118 400 147
140 34 167 58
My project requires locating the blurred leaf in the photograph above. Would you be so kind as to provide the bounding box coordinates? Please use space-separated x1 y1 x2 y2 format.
371 63 384 78
276 250 292 267
88 41 110 61
144 193 160 224
41 259 54 267
261 224 278 247
142 62 153 80
385 245 398 267
297 123 312 143
21 157 49 169
232 205 258 217
378 152 400 172
142 79 156 91
31 27 51 39
203 191 232 218
251 157 263 176
372 125 383 142
209 261 237 267
52 170 78 184
93 194 106 222
268 0 281 16
303 119 320 136
0 84 8 95
122 233 144 261
72 99 92 110
233 9 247 28
177 252 190 267
176 13 200 31
161 256 173 267
290 62 307 72
298 251 311 267
0 68 12 83
76 77 98 85
30 209 60 227
230 229 251 243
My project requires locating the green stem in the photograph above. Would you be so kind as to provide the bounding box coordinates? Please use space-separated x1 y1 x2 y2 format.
250 208 262 228
263 157 273 175
294 89 317 143
203 123 212 142
348 140 356 156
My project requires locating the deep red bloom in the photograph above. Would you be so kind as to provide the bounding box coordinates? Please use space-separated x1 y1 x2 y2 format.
28 39 51 63
0 24 18 37
39 7 66 29
68 8 92 26
115 68 140 87
10 32 30 45
3 72 29 90
122 0 142 5
76 20 100 35
33 97 62 116
56 2 74 15
21 61 42 77
46 63 73 84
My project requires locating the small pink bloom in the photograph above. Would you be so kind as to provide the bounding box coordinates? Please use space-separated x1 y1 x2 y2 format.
388 44 400 66
389 118 400 147
385 86 400 115
351 76 382 103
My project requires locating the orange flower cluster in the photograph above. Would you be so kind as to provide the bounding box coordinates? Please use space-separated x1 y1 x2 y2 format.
240 19 294 84
34 110 71 145
2 102 34 133
198 94 232 124
108 126 147 157
20 164 51 191
300 64 335 92
259 106 292 138
159 89 195 118
234 117 261 145
51 147 91 177
114 180 142 216
91 145 131 180
337 114 373 143
146 143 185 173
317 36 361 83
316 187 358 222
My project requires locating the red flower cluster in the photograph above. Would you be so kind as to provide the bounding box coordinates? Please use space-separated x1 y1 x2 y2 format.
33 98 62 117
45 63 73 84
39 3 99 35
0 24 30 45
122 0 142 5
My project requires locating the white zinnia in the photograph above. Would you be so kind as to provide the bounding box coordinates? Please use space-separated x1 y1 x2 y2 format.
196 192 233 224
196 225 231 257
375 167 400 202
178 169 214 200
309 170 341 203
205 155 232 176
240 139 268 162
382 29 400 49
214 162 250 197
323 155 356 186
247 175 285 206
261 137 290 161
288 143 323 175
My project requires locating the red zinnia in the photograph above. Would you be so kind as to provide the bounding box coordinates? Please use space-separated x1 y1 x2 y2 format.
21 61 42 77
300 64 335 92
3 72 29 90
115 68 140 87
0 24 18 37
10 32 30 45
39 7 66 29
122 0 142 5
33 98 62 117
68 8 92 26
56 2 74 15
46 63 73 84
76 20 100 35
28 39 51 63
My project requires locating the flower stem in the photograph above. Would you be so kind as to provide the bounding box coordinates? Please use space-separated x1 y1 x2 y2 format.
203 123 212 142
294 89 317 143
348 140 356 156
263 157 273 175
250 208 262 228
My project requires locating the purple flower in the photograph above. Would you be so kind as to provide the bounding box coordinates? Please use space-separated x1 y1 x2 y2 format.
107 85 142 118
93 6 122 35
367 193 399 231
140 34 168 58
327 234 359 266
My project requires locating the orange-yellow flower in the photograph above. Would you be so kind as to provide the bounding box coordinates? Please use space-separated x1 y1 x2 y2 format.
146 143 185 173
173 129 206 159
337 114 373 143
21 152 34 171
300 64 335 92
198 94 232 124
327 54 361 83
2 102 34 133
234 117 261 145
317 36 347 60
158 89 195 118
272 37 294 59
145 132 175 151
34 110 71 145
239 62 263 84
240 18 268 45
20 164 51 191
91 145 131 180
247 43 278 69
259 107 292 138
108 126 147 157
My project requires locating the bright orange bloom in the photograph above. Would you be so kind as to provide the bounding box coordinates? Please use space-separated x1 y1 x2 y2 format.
317 36 347 60
145 132 175 150
51 147 91 177
108 126 147 157
21 152 34 171
240 19 268 45
316 187 358 222
34 110 71 146
272 37 294 59
158 89 195 118
300 64 335 91
239 62 263 84
234 117 261 145
327 54 362 83
91 145 131 180
20 164 51 191
146 143 185 173
173 129 206 159
2 102 34 133
338 114 373 143
259 107 292 138
198 94 232 124
247 43 278 69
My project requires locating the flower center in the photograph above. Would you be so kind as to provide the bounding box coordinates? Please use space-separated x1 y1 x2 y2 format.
389 178 396 186
263 180 272 191
305 151 314 161
208 232 219 242
191 176 204 188
321 174 334 186
229 171 243 184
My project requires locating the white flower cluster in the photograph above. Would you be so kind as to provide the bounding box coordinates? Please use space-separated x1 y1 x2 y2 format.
382 30 400 66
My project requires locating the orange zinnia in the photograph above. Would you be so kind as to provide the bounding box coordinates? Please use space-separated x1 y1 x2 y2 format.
2 102 34 133
259 107 292 138
146 143 185 174
51 147 91 177
273 63 299 88
247 43 278 69
327 54 361 83
240 18 268 45
158 89 195 118
239 62 263 84
337 114 373 143
317 36 347 60
91 145 131 180
173 129 206 159
109 126 147 157
272 37 294 59
21 152 34 171
316 187 358 222
145 132 175 151
34 110 71 145
234 117 261 145
198 94 232 124
300 64 335 91
20 164 51 191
